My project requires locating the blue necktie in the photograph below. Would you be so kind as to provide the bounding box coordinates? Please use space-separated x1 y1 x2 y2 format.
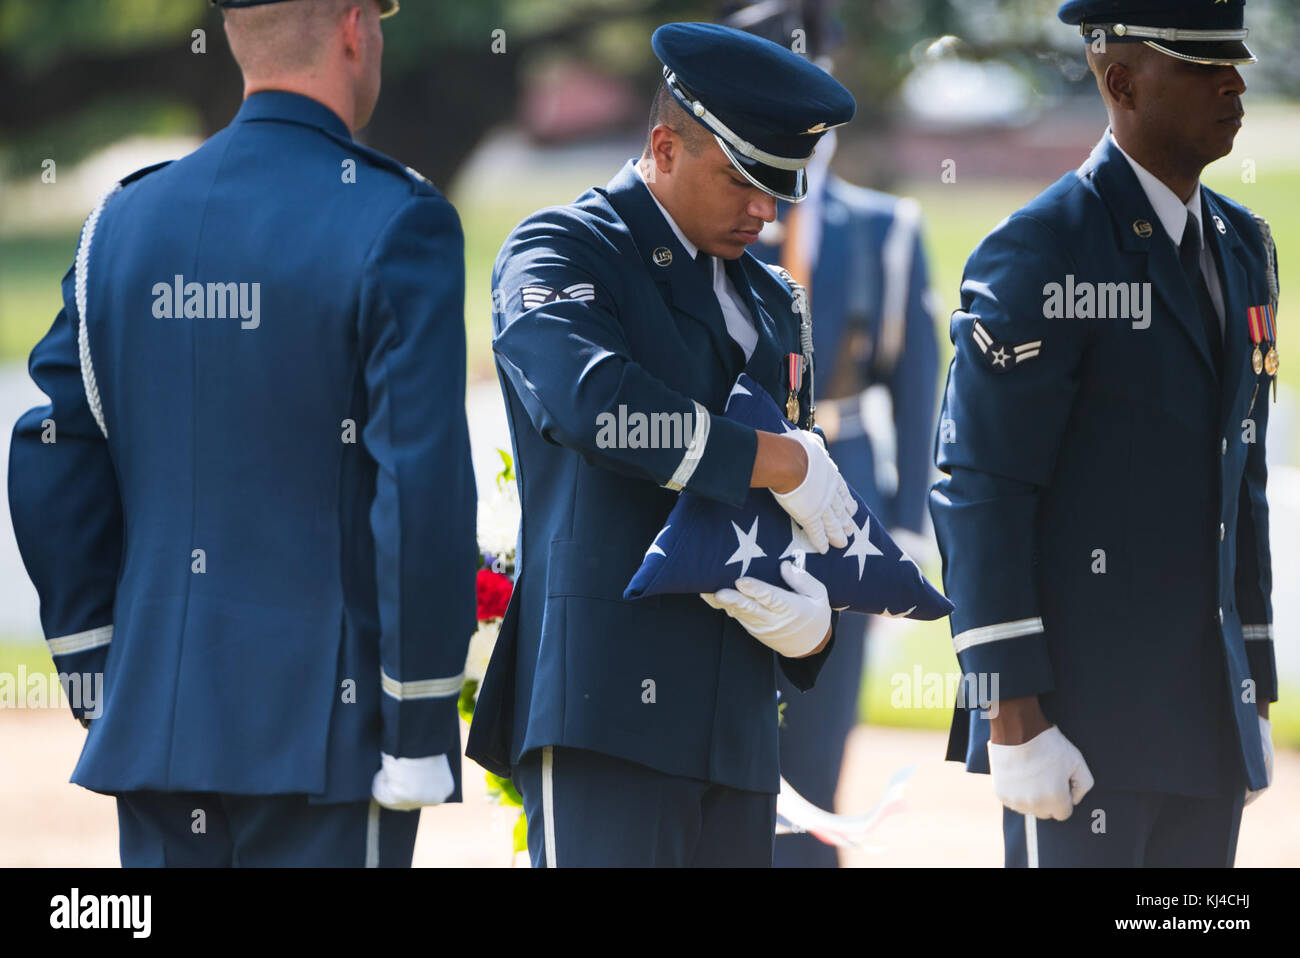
1179 216 1224 381
694 250 713 283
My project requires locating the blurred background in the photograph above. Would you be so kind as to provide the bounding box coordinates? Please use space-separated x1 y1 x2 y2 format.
1 0 1297 866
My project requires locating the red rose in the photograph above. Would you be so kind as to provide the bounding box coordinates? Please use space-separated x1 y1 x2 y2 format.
476 567 513 620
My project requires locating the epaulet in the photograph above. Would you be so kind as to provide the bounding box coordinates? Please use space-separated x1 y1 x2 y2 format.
1249 210 1280 308
327 133 440 196
118 160 172 188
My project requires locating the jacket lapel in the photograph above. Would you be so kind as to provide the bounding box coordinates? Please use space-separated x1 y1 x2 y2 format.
1085 136 1218 380
601 161 744 378
1203 191 1255 429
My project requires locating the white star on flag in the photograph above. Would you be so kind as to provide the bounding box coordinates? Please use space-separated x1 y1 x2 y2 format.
727 381 752 403
726 516 766 577
879 606 917 619
843 514 883 580
645 525 671 558
779 515 815 562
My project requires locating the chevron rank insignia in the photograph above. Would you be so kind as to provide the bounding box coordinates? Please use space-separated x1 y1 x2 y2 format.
521 283 596 309
971 320 1041 373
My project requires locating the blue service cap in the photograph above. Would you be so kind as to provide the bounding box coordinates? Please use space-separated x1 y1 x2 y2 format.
1058 0 1255 65
211 0 399 17
651 22 856 202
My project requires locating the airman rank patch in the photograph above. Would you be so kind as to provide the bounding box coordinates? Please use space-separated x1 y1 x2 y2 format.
971 319 1042 373
520 283 596 309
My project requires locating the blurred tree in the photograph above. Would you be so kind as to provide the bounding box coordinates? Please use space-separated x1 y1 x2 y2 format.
1 0 1296 188
0 0 703 187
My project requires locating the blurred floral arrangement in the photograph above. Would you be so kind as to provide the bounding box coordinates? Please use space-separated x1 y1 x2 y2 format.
459 449 527 855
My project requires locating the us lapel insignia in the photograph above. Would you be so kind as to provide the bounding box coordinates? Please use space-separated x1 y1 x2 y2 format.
971 319 1042 373
1213 215 1228 234
1133 219 1153 239
653 247 674 267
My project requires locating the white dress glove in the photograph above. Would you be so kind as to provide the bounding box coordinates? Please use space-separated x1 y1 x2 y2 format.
700 560 831 659
986 725 1095 821
1245 715 1274 806
771 429 857 553
371 753 455 810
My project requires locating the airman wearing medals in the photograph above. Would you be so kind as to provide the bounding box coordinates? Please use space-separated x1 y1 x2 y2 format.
931 0 1279 867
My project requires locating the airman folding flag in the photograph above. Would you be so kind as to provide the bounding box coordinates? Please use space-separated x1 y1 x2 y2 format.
624 374 953 620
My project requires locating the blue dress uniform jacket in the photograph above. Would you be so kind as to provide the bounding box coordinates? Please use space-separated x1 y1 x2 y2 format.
755 177 938 531
931 135 1276 798
8 91 478 804
466 160 834 794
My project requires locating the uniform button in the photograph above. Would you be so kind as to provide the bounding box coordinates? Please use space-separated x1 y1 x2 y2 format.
1217 607 1224 624
1220 522 1226 541
1220 438 1228 455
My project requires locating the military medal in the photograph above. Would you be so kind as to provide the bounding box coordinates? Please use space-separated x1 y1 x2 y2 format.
1261 303 1279 377
786 352 803 423
1247 305 1266 375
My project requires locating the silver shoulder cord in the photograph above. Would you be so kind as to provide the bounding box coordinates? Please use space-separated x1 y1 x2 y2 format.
1252 213 1280 310
771 265 815 428
76 183 122 440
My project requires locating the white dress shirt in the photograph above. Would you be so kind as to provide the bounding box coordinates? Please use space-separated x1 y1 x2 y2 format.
1110 133 1225 332
636 163 760 360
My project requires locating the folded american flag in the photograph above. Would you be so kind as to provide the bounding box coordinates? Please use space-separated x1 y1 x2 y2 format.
624 374 953 620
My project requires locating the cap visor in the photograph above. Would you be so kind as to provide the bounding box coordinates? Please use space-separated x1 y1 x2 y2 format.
716 138 808 203
1146 39 1256 66
379 0 399 18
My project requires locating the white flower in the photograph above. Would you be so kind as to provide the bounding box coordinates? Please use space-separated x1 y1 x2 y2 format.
464 619 502 684
477 480 521 560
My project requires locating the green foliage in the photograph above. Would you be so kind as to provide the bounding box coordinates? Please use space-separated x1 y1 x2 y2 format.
497 448 514 484
485 770 524 808
0 0 197 67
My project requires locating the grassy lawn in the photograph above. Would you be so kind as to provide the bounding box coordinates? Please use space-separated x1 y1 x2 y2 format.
0 637 54 685
0 233 74 364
